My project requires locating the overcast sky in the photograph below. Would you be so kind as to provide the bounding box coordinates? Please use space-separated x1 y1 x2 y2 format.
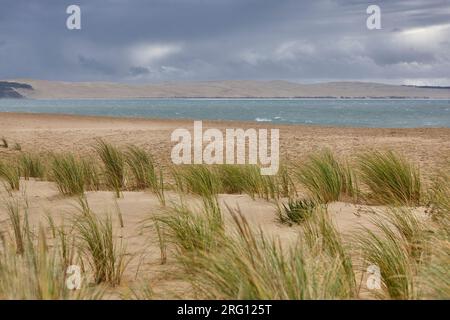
1 0 449 85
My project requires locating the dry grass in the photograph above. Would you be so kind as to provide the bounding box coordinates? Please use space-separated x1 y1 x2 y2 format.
358 151 421 205
94 140 125 198
0 143 449 300
0 161 20 192
295 150 356 203
19 153 45 180
74 200 128 286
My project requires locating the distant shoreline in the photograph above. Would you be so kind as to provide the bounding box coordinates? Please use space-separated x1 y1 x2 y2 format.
3 79 450 99
1 110 450 130
3 97 450 101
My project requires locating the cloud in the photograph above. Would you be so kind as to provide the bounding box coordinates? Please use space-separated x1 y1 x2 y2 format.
78 55 116 75
129 43 182 65
0 0 449 85
129 66 150 76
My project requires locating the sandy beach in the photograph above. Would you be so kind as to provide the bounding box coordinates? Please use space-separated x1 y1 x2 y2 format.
1 112 450 174
0 112 449 299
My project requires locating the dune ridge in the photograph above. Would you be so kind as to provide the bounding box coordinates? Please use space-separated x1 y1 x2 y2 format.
6 79 450 99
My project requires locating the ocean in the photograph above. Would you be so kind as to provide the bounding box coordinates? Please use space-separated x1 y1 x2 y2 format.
0 98 449 128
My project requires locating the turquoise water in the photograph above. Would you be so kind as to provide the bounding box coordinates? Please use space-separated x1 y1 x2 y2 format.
0 99 449 128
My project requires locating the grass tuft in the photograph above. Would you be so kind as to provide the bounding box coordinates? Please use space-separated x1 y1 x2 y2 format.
125 145 165 205
94 140 125 197
295 150 355 203
52 154 87 196
19 153 45 180
153 201 223 254
277 198 317 225
0 161 20 191
74 201 127 286
355 216 418 299
358 151 421 205
185 207 356 299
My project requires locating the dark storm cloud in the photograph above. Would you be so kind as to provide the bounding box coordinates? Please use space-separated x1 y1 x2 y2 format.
129 66 150 76
78 55 116 75
0 0 449 84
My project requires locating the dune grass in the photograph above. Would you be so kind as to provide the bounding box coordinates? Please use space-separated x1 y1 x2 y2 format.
74 201 127 286
428 170 450 222
82 159 101 192
173 164 285 202
238 165 280 200
217 164 283 200
277 198 317 225
301 209 356 294
52 154 88 196
0 230 103 299
0 197 103 299
418 237 450 299
125 145 165 205
0 161 20 192
1 145 449 299
295 150 356 203
125 145 156 190
4 198 28 255
419 174 450 298
185 207 356 299
152 200 223 255
355 213 421 299
173 165 221 210
278 162 297 198
358 151 421 205
214 165 246 194
94 140 125 197
19 153 45 180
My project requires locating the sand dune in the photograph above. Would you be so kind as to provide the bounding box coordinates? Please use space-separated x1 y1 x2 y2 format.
0 112 448 299
8 79 450 99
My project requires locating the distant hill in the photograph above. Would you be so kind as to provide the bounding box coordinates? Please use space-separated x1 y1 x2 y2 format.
403 85 450 90
0 81 33 98
4 79 450 99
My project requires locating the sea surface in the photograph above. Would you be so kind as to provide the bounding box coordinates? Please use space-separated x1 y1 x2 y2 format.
0 98 449 128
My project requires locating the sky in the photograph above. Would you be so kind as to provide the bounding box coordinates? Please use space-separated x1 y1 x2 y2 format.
0 0 450 85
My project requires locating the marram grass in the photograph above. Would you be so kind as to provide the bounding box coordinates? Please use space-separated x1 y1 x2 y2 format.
19 153 45 180
295 150 356 203
52 154 87 196
94 139 125 197
358 151 421 205
0 160 20 191
277 198 317 225
74 201 128 286
185 207 356 299
125 145 165 205
0 198 104 299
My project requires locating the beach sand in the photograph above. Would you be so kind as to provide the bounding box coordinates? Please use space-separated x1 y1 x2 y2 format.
1 112 450 174
0 112 449 298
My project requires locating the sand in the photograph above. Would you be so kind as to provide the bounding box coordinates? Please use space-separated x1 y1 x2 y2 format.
11 79 450 99
0 112 448 298
1 112 450 176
